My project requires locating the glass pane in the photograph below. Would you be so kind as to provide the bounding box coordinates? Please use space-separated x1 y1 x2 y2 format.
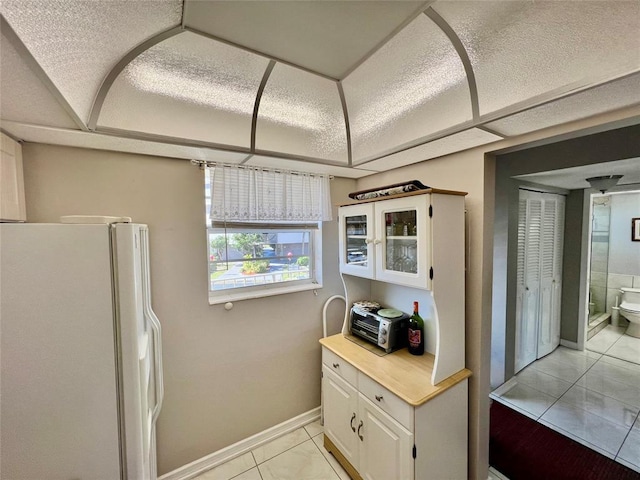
384 210 417 274
433 1 640 116
345 215 368 268
208 229 312 292
1 0 182 122
99 32 270 147
343 14 472 163
256 63 348 163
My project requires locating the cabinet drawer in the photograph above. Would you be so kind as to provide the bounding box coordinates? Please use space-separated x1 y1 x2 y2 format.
322 348 358 386
358 373 413 430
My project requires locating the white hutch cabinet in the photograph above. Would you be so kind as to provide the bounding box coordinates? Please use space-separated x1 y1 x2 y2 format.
321 189 470 480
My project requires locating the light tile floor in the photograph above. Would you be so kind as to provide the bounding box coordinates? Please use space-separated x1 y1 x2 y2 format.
491 326 640 474
194 326 640 480
192 421 350 480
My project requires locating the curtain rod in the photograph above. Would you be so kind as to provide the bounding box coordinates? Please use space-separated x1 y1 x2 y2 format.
190 159 333 179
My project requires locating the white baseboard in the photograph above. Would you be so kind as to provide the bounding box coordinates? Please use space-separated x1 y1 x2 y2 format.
158 407 321 480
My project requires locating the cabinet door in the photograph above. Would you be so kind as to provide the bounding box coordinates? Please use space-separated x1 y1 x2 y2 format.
0 133 26 222
375 197 430 289
358 394 413 480
322 366 359 470
339 203 375 279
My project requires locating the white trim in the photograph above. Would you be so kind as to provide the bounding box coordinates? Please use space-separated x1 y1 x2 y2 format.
489 376 518 398
158 407 321 480
488 466 510 480
559 339 580 350
209 281 322 305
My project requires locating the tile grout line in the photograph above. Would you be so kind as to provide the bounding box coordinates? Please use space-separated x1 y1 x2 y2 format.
538 354 638 457
309 432 346 479
519 351 597 419
251 427 312 468
540 353 623 420
613 409 640 461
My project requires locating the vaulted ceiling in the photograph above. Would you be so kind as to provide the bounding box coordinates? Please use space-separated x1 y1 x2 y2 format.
1 0 639 178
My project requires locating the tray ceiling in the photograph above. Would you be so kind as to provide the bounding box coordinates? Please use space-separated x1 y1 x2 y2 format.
1 0 639 177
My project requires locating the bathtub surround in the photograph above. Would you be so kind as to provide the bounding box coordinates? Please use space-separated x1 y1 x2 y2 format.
589 196 611 316
604 192 640 311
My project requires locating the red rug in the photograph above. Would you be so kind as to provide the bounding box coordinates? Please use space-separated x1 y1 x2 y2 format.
490 400 640 480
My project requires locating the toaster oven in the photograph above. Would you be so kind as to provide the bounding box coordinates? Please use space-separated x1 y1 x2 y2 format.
349 306 409 353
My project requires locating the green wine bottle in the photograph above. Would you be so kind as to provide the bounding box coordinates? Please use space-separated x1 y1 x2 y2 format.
408 301 424 355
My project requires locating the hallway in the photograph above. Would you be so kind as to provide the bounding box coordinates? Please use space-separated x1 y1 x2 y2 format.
490 329 640 473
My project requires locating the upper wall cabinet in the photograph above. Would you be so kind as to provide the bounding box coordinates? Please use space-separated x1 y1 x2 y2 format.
339 195 431 289
339 191 467 293
0 133 26 222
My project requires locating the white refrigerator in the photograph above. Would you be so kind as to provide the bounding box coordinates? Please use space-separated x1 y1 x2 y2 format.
0 219 164 480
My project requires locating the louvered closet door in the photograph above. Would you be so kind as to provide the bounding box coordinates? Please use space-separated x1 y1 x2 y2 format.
538 197 565 357
515 190 565 372
515 194 542 372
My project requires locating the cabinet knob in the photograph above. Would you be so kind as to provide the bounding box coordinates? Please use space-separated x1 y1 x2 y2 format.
375 395 383 402
332 363 339 369
357 420 364 441
373 238 381 245
350 413 356 432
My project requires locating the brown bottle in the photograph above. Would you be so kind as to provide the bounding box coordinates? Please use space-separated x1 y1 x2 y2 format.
408 301 424 355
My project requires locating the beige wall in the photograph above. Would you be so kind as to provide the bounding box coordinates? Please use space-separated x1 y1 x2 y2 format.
21 144 355 474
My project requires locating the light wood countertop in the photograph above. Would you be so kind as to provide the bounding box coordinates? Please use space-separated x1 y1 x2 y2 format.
320 334 471 406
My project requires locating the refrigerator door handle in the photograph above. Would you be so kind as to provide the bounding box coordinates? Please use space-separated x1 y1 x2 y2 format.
148 309 164 423
140 227 164 424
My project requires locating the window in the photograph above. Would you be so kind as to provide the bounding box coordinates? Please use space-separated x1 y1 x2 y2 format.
204 163 331 303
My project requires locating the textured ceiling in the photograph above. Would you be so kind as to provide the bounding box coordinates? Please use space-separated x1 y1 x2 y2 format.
1 0 639 178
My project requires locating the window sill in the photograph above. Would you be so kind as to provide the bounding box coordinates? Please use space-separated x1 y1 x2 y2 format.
209 282 323 305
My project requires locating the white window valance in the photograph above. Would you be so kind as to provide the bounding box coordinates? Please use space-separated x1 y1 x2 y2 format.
209 164 332 223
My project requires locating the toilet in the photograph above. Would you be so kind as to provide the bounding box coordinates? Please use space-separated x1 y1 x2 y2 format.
619 287 640 338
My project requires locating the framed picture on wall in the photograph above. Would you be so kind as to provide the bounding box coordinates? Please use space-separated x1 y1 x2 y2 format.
633 217 640 242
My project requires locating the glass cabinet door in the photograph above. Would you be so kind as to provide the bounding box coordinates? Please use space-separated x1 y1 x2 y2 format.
339 203 375 279
345 214 369 268
375 195 430 289
383 209 418 274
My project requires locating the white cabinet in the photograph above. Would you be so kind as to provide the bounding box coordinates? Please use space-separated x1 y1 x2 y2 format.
339 195 431 289
322 355 359 469
358 390 413 480
322 364 413 480
0 133 26 222
321 339 469 480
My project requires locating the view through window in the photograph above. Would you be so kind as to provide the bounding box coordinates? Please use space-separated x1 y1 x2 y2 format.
205 171 320 298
